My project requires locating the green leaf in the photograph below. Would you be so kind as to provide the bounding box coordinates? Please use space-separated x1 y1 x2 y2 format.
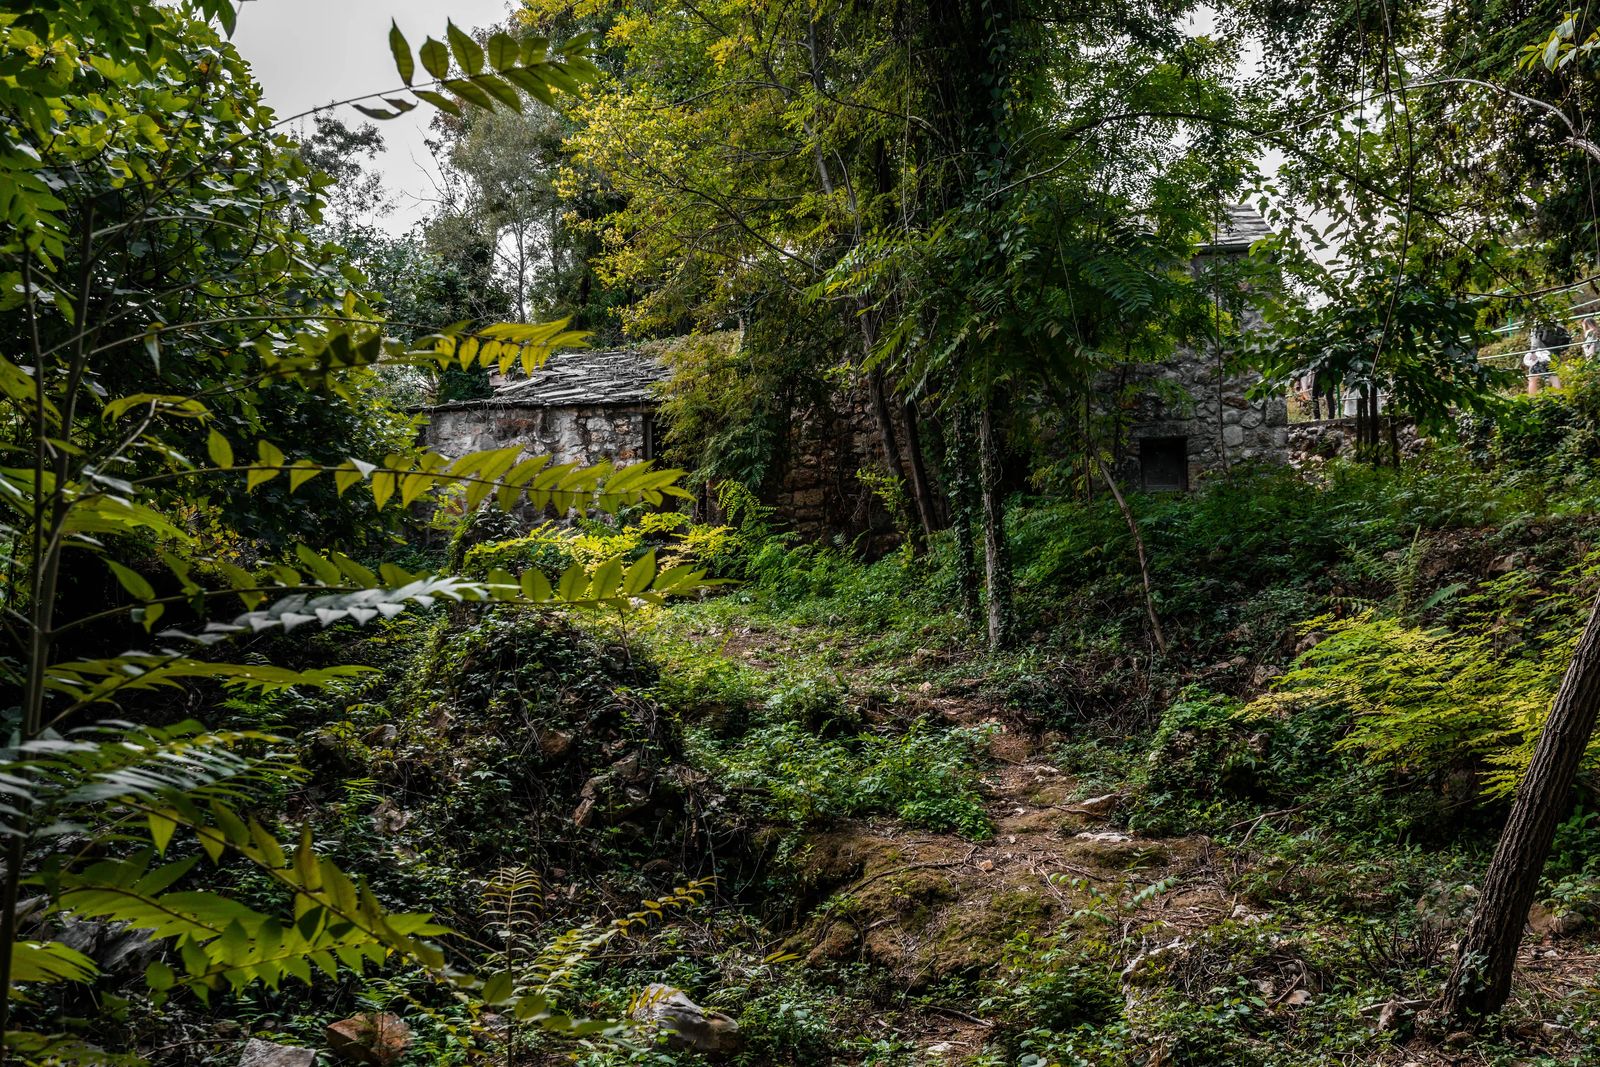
147 809 180 854
474 74 523 110
443 77 497 112
295 545 343 586
447 21 485 75
488 32 520 71
207 429 233 469
106 560 155 601
413 89 461 116
389 21 415 85
247 441 284 491
419 37 451 79
483 971 515 1004
622 553 657 596
146 960 176 991
557 563 588 603
12 942 98 987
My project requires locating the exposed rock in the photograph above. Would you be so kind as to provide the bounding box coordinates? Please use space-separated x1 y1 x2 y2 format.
1529 904 1586 938
1121 938 1187 983
572 754 654 828
369 799 409 835
325 1013 410 1066
630 984 741 1054
52 917 159 975
1063 793 1124 817
1293 631 1327 655
1250 663 1282 688
1373 998 1413 1032
362 724 397 746
539 729 574 759
1489 553 1522 575
238 1039 317 1067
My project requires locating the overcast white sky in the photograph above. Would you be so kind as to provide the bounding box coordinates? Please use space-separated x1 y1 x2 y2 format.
233 0 517 232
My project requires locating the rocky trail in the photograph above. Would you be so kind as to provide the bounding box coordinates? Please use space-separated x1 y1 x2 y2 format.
714 622 1234 1062
706 619 1600 1067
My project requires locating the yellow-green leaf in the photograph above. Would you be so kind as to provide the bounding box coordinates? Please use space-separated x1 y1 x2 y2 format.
107 560 156 601
207 429 233 469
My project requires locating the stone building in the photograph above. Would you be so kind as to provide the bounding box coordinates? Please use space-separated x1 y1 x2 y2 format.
423 342 673 468
421 333 903 542
421 205 1287 533
1117 204 1288 491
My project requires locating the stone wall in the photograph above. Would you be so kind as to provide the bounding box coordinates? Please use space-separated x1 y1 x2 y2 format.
1119 343 1289 488
766 381 902 545
423 402 655 468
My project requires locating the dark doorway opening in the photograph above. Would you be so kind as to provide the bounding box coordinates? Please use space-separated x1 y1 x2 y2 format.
1140 435 1188 492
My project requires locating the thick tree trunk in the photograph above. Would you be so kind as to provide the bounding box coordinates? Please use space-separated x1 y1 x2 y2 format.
901 399 942 534
946 406 981 626
1444 591 1600 1020
978 404 1014 650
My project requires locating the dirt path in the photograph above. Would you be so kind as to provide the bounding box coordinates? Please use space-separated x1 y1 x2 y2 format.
716 621 1232 1061
705 620 1600 1067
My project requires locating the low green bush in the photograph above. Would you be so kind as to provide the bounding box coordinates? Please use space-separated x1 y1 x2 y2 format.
692 719 994 838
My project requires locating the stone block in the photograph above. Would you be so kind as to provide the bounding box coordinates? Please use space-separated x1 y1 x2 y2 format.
238 1040 316 1067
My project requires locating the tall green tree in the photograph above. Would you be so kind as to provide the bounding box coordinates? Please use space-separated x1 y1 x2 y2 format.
0 5 701 1060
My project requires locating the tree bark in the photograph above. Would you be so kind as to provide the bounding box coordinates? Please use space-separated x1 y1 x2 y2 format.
1444 591 1600 1020
946 405 981 626
901 399 943 535
978 403 1014 650
864 363 924 551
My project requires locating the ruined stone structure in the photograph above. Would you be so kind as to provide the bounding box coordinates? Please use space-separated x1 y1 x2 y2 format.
423 344 669 468
764 383 907 544
1118 205 1289 491
421 206 1288 539
421 334 902 544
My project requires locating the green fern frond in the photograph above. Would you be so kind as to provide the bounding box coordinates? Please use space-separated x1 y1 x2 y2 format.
0 721 288 839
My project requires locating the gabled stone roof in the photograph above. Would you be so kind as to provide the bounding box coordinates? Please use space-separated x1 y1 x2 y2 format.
1204 204 1272 252
492 342 671 407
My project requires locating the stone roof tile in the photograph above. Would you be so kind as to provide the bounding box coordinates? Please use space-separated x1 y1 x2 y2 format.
492 342 672 407
1205 204 1272 251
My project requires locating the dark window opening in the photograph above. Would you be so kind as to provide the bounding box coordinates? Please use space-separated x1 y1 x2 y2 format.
642 412 660 462
1140 435 1188 492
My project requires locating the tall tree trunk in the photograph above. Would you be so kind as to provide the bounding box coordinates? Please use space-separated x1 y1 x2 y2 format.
978 403 1014 650
1444 591 1600 1021
864 362 924 551
946 405 981 625
901 399 942 534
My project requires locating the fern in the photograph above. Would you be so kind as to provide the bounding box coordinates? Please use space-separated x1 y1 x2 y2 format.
482 865 546 973
59 829 450 1001
0 720 287 839
1254 610 1581 794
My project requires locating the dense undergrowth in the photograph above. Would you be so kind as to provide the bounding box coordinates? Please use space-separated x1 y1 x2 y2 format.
83 385 1600 1067
550 421 1600 1065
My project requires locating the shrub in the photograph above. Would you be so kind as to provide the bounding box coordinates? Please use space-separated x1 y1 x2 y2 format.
462 511 737 581
694 719 994 838
1253 550 1599 798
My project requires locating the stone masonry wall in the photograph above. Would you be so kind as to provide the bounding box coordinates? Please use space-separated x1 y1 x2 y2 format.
423 402 654 468
1120 344 1289 487
767 381 902 545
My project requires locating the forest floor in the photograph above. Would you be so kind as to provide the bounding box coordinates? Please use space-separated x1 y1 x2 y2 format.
667 604 1600 1067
